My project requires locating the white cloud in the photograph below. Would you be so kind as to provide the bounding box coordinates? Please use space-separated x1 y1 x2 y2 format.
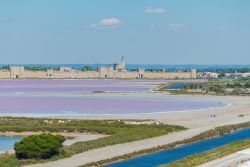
11 34 23 40
169 24 186 32
100 18 122 26
144 7 165 14
87 18 122 29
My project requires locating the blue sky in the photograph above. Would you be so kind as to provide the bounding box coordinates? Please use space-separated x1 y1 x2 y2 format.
0 0 249 64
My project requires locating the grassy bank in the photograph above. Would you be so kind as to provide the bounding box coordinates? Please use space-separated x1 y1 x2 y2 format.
2 118 250 167
0 117 185 167
163 138 250 167
163 78 250 96
80 121 250 167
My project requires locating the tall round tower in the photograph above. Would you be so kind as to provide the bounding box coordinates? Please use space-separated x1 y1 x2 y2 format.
121 56 125 70
114 56 126 72
191 69 197 79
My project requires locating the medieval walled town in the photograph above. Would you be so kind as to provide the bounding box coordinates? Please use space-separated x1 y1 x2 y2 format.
0 57 196 79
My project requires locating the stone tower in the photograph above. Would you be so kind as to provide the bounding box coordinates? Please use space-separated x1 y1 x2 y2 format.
10 66 25 79
121 56 125 70
190 69 197 79
114 56 126 72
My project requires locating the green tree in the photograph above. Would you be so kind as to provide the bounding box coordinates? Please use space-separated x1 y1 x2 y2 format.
14 133 65 159
24 66 48 71
82 65 93 71
0 65 10 70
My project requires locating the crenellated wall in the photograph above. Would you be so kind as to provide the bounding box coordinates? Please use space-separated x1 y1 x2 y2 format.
0 70 10 78
0 66 196 79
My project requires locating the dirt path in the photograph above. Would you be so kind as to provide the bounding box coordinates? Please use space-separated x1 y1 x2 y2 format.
26 127 210 167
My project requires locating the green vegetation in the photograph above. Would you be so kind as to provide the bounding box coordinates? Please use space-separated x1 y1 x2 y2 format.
14 134 65 159
162 138 250 167
0 117 185 167
82 65 94 71
81 121 250 167
24 66 49 71
164 78 250 96
0 65 10 70
2 118 250 167
197 67 250 73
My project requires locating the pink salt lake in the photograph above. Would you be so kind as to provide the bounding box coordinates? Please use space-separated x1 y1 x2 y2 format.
0 80 223 116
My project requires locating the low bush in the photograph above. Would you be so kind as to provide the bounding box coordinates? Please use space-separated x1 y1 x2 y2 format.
14 133 65 159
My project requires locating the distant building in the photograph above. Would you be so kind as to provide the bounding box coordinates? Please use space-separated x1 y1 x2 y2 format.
10 66 25 79
97 66 114 78
225 73 243 78
60 67 73 72
242 73 250 78
197 72 219 79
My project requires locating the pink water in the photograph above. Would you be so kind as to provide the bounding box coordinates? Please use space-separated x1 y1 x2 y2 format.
0 79 205 93
0 79 221 116
0 79 156 93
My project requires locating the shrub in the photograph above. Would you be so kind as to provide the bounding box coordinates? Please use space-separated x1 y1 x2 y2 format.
14 133 65 159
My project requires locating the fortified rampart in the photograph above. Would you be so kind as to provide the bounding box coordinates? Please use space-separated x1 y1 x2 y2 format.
0 58 196 79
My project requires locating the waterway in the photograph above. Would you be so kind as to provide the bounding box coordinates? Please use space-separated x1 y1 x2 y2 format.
0 136 23 153
106 128 250 167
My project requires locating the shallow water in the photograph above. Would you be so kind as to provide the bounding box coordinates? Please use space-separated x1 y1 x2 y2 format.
0 95 224 116
0 136 23 152
0 79 222 116
166 84 187 90
0 79 171 94
106 128 250 167
0 79 204 94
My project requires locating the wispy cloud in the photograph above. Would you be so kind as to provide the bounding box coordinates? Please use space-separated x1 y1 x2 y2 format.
150 24 156 29
144 7 165 14
11 34 23 40
169 24 187 32
87 18 122 29
0 17 11 23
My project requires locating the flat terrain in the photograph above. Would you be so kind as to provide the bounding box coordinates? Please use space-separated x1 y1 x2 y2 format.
0 117 184 167
26 127 209 167
25 95 250 167
1 80 250 167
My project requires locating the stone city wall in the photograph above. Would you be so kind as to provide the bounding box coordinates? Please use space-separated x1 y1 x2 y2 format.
0 66 196 79
0 70 10 78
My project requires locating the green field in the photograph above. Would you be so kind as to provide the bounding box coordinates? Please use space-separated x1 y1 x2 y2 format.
0 117 185 167
164 78 250 96
2 118 250 167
